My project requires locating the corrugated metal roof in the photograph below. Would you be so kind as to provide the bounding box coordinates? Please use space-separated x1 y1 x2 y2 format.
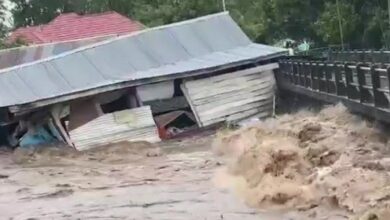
0 35 114 70
0 12 286 109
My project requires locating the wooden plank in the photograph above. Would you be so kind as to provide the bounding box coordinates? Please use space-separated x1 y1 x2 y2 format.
69 106 160 151
50 104 74 147
198 97 273 119
182 64 276 127
202 102 273 126
73 129 160 147
191 82 273 102
191 82 274 106
186 74 274 99
185 71 268 89
193 86 274 112
199 93 274 116
180 83 203 127
227 107 272 121
184 63 278 87
185 73 272 96
200 99 273 123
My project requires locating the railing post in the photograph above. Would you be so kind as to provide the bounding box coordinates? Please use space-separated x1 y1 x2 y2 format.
387 67 390 95
289 61 294 83
303 62 308 87
323 62 328 93
313 62 319 91
371 65 381 107
361 50 366 63
345 63 353 99
292 61 297 84
380 50 385 65
334 63 343 96
297 62 302 86
387 52 390 65
370 49 374 64
356 63 369 104
279 61 284 80
309 62 314 89
316 62 322 91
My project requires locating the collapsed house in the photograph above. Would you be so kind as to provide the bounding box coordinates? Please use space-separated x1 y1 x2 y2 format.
0 12 286 150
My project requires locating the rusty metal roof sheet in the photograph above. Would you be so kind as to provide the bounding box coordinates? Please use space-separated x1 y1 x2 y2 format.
0 12 286 109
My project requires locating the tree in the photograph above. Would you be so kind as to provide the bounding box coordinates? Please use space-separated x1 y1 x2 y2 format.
227 0 274 43
8 0 390 49
0 0 10 48
10 0 222 28
218 0 315 44
12 0 66 27
315 1 360 47
127 0 221 27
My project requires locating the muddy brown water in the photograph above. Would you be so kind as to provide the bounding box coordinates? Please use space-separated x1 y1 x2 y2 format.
0 135 319 220
213 104 390 220
1 105 387 220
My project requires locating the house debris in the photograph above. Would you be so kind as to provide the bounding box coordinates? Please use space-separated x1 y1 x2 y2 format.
0 12 286 150
155 111 197 139
181 63 278 127
69 106 160 151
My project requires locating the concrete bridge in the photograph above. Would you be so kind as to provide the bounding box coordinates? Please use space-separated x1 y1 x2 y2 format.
276 52 390 123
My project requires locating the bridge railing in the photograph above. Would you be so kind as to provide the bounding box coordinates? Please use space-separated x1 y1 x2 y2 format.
278 60 390 110
328 50 390 65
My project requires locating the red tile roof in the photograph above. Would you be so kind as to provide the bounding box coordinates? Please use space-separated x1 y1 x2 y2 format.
8 11 144 44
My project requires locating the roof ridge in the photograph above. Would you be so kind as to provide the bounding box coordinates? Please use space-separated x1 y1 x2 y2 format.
78 11 119 17
45 12 78 25
35 11 138 32
56 11 123 19
53 12 79 19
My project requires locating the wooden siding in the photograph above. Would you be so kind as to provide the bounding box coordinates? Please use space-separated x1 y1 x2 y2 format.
181 64 278 127
69 106 160 151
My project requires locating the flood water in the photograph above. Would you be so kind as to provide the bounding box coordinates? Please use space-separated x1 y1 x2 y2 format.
2 105 387 220
0 135 308 220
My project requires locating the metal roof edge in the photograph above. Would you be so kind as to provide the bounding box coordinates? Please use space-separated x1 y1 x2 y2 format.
0 12 231 75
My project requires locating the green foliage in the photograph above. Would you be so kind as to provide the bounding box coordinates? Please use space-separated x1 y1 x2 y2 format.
315 1 360 45
0 0 10 49
5 0 390 49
